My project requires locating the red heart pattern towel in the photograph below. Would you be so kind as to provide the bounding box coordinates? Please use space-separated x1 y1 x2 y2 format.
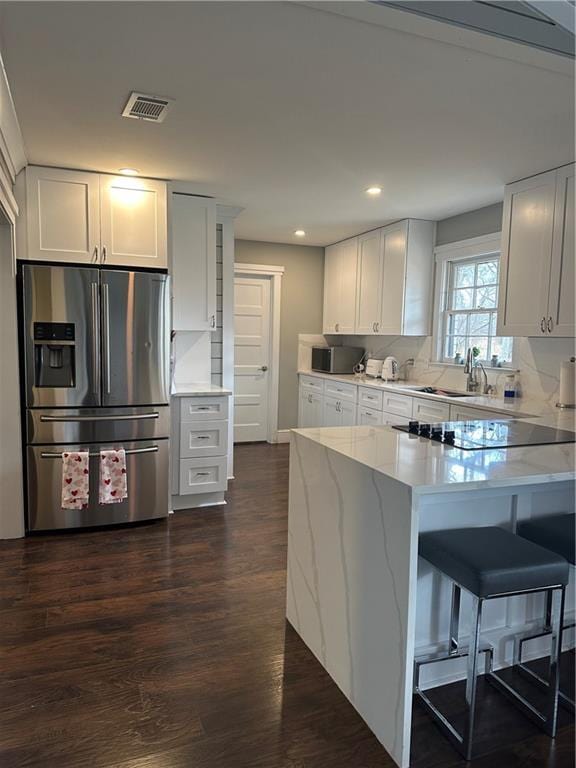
99 449 128 505
61 451 89 510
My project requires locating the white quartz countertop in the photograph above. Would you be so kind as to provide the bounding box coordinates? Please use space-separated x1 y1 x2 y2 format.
292 424 575 495
298 370 576 430
171 383 232 397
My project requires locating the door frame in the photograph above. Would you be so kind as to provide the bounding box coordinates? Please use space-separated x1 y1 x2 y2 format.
233 263 284 444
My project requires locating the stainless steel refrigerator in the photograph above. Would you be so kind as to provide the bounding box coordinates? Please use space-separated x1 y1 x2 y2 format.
20 263 170 531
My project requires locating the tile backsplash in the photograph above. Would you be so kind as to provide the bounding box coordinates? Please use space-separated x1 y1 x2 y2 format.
337 334 575 404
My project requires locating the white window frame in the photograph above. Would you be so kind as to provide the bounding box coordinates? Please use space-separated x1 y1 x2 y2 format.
432 232 516 367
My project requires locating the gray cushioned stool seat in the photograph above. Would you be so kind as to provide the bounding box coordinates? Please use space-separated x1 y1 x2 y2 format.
517 513 575 565
419 526 569 598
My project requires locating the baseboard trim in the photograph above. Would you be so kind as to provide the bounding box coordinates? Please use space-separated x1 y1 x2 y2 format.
275 430 291 444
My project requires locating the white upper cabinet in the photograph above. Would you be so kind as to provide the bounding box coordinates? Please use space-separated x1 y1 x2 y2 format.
355 229 382 334
18 166 167 269
322 237 358 334
23 166 100 263
325 218 434 337
548 164 575 337
379 222 408 335
171 193 217 332
380 219 435 336
100 176 167 268
498 163 574 337
323 243 340 333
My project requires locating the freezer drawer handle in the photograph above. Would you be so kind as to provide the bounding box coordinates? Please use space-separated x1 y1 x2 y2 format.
40 413 160 423
40 446 160 459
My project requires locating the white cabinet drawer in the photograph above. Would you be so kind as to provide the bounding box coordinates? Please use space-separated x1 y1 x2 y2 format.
381 392 413 417
180 396 229 422
324 379 357 402
449 404 510 422
412 397 450 422
381 409 411 427
300 374 325 393
180 420 228 458
358 386 384 410
357 406 383 426
179 457 227 494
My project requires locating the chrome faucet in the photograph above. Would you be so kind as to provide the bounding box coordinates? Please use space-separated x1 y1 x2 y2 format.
464 349 491 394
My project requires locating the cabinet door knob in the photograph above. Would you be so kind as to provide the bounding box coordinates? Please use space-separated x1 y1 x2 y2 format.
102 246 107 263
93 246 99 263
375 322 379 333
260 365 268 372
335 323 340 332
541 317 546 333
210 314 216 328
547 317 553 333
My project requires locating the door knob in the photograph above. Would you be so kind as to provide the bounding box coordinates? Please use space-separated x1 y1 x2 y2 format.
260 365 268 372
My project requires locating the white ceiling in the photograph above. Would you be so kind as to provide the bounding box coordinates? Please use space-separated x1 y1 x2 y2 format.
0 1 573 245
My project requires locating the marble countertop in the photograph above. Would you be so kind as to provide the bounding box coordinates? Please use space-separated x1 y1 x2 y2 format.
171 383 232 397
292 424 575 495
298 370 576 430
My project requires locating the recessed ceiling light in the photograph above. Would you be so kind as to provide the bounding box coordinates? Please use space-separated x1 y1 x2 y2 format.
366 186 382 196
294 229 306 237
119 168 139 176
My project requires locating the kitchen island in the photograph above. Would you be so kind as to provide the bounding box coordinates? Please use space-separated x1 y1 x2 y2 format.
286 417 575 768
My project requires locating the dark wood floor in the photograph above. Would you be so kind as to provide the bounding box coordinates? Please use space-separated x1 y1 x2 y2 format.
0 443 573 768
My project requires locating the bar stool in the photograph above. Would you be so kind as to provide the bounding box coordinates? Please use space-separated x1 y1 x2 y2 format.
516 512 575 712
414 526 569 761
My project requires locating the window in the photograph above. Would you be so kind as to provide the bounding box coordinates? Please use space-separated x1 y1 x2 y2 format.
438 251 513 366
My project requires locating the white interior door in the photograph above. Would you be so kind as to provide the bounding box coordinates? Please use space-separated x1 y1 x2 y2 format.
234 276 271 442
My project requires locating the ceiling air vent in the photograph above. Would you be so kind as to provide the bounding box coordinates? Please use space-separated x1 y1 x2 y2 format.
121 92 173 123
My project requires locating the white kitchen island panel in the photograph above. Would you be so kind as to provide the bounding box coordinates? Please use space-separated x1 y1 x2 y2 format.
287 425 575 768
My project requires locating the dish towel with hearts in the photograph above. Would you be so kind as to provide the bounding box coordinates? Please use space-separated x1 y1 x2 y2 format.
61 451 89 510
99 449 128 504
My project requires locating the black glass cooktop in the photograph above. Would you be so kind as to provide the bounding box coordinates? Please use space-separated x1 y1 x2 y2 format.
393 420 576 451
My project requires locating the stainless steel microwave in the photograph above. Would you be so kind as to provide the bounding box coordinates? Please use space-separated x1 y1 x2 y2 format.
311 346 364 374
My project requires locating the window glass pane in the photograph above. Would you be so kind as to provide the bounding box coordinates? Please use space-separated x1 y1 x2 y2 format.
448 313 467 336
469 312 491 335
452 288 473 309
454 263 475 288
492 337 513 363
445 336 466 360
468 337 489 360
477 260 498 285
475 286 497 309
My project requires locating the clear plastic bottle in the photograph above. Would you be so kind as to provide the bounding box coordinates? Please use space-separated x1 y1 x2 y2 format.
504 374 517 399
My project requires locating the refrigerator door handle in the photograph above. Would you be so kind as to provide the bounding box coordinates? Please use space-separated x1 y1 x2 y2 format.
90 282 100 395
102 282 111 394
40 413 160 423
40 446 160 459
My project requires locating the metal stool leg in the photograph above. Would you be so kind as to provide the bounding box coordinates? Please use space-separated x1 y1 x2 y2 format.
414 587 491 760
462 596 483 761
516 589 574 713
487 586 566 737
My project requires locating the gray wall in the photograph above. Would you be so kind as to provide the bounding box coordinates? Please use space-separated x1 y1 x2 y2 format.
235 240 324 431
435 202 503 246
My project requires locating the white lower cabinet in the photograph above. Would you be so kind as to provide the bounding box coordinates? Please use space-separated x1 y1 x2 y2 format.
172 394 230 505
323 395 356 427
179 457 228 494
298 389 323 428
449 404 511 421
381 410 411 427
357 406 383 426
179 420 228 458
412 397 451 423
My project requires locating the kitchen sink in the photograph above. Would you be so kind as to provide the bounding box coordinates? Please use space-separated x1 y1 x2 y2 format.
410 386 475 398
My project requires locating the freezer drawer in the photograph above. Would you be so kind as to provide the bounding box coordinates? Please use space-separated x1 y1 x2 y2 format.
27 439 169 531
27 405 170 444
